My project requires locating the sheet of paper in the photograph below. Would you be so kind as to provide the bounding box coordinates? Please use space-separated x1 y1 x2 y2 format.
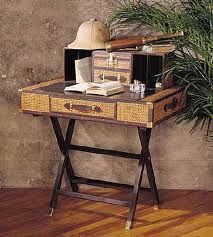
75 57 92 83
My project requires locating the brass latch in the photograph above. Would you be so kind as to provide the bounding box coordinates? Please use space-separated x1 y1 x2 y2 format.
64 102 101 113
106 53 118 68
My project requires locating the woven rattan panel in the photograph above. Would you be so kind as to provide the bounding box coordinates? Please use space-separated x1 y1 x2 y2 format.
21 93 50 113
117 102 150 125
93 69 131 85
93 59 131 70
154 91 185 123
50 97 116 119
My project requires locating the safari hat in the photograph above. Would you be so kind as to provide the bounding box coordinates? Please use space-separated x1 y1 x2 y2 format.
68 19 110 50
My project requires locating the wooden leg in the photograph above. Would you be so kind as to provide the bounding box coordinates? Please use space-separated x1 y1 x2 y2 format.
126 156 145 230
64 120 79 192
49 153 67 215
144 129 160 208
126 127 159 230
125 128 147 230
146 159 160 208
49 117 78 215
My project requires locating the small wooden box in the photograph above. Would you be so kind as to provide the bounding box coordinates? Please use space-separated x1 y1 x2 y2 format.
92 50 174 89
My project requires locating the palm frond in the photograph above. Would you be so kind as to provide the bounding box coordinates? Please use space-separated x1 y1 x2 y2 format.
108 0 213 138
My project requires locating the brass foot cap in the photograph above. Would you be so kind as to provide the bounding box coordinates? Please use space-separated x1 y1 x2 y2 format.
125 221 132 230
154 205 160 210
49 208 54 217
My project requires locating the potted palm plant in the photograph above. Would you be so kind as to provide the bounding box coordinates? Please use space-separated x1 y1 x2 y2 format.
107 0 213 139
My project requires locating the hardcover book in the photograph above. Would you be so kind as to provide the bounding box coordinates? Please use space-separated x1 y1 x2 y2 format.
64 81 124 96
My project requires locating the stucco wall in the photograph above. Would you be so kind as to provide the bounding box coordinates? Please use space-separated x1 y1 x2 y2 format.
0 0 212 190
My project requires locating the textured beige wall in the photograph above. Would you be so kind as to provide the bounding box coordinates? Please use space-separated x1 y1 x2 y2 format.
0 0 212 190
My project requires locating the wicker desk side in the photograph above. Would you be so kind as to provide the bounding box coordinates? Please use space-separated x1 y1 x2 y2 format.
21 93 50 113
117 102 153 128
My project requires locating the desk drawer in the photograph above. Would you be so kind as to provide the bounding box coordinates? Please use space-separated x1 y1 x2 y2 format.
50 97 116 119
117 90 185 127
93 69 131 85
153 90 185 123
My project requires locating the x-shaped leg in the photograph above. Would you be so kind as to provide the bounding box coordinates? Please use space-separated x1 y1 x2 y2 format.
126 127 159 230
49 117 78 216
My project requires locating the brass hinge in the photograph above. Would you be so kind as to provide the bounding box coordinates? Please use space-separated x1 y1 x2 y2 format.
147 122 153 128
106 53 118 68
147 102 154 109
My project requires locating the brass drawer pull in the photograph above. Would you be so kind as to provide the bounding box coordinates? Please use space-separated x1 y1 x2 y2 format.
164 97 178 112
64 103 102 113
98 73 127 83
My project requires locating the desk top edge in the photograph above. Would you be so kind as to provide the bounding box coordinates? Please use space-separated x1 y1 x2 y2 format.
19 77 184 104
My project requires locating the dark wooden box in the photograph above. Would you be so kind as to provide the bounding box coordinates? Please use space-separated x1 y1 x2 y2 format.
92 50 174 89
64 48 93 81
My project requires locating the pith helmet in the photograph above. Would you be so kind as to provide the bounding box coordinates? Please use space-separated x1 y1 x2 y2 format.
68 19 110 50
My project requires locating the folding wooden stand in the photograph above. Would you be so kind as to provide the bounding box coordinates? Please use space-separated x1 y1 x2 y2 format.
49 116 159 230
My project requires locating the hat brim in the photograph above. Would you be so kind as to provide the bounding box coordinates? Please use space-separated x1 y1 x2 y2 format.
68 40 106 50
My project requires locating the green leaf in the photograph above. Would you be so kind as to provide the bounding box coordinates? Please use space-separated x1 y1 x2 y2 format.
108 0 213 139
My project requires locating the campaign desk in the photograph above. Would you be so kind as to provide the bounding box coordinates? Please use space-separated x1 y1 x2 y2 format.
19 77 185 230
